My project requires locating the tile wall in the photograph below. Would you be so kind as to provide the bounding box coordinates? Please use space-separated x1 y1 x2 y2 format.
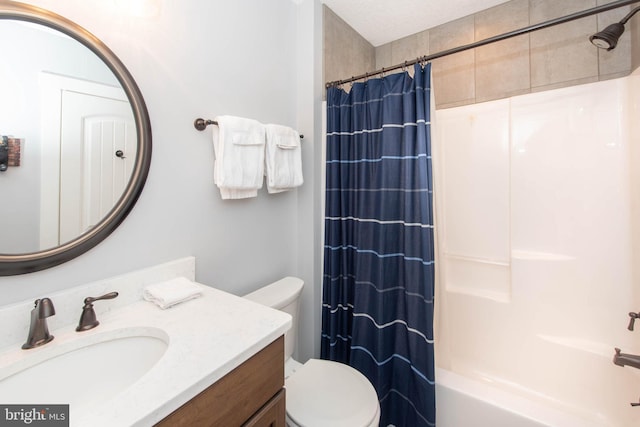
324 0 640 108
323 6 375 88
633 10 640 70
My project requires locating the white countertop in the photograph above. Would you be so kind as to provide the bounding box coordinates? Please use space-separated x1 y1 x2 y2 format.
0 281 291 427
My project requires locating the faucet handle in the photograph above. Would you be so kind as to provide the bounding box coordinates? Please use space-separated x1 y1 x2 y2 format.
84 291 119 305
628 312 640 331
76 292 119 332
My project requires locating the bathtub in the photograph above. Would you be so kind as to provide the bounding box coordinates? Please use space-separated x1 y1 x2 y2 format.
435 368 612 427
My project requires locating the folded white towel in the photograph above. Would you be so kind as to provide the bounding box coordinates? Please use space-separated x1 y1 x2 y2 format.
265 124 303 193
143 277 203 309
212 125 257 199
212 115 265 199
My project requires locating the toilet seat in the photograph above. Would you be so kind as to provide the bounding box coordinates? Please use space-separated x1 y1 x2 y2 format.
285 359 380 427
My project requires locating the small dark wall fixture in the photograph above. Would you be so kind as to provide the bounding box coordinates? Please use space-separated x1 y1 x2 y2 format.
0 135 22 171
8 137 21 166
0 136 7 172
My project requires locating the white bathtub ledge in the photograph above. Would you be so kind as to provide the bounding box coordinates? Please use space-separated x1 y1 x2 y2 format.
436 368 610 427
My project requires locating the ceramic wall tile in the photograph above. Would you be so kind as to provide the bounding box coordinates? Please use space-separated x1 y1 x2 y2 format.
324 0 636 106
430 16 476 106
323 5 375 86
475 0 530 102
530 0 599 89
629 7 640 71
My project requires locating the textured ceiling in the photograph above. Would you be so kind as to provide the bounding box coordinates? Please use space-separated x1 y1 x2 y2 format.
321 0 512 46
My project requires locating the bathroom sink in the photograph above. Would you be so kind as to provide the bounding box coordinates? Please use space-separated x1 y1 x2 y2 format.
0 329 168 408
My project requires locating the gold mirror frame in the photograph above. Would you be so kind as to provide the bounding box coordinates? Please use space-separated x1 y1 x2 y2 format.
0 1 152 275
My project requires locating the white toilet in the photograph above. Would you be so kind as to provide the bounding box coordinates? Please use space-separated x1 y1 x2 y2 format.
244 277 380 427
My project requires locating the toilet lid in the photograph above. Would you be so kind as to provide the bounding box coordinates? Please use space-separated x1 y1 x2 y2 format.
285 359 380 427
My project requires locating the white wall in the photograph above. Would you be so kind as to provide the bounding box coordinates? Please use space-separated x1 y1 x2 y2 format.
0 0 323 362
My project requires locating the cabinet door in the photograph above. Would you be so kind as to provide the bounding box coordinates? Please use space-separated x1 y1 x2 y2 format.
243 389 285 427
156 336 284 427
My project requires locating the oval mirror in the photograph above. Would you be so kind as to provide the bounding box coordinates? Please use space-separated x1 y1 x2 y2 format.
0 1 152 275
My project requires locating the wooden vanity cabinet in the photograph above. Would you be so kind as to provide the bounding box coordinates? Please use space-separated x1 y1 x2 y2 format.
156 336 285 427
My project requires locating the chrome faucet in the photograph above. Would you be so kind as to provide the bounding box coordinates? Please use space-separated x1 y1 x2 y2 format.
22 298 56 350
614 348 640 370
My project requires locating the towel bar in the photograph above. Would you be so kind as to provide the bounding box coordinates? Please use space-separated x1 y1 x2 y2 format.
194 118 303 139
194 118 218 130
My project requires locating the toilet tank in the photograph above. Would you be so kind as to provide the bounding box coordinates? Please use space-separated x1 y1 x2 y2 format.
243 277 304 361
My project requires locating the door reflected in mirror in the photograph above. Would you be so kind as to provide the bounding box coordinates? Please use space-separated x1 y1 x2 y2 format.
0 1 151 276
0 20 136 254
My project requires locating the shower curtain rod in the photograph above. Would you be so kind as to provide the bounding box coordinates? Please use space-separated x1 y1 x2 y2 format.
325 0 640 88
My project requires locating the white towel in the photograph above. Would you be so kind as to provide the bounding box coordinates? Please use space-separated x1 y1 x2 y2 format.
212 115 265 199
265 124 303 193
143 277 203 309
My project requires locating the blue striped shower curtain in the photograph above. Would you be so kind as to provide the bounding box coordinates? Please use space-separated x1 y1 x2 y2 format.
321 63 435 427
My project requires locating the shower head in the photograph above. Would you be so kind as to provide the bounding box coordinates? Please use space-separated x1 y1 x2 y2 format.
590 23 625 50
590 5 640 51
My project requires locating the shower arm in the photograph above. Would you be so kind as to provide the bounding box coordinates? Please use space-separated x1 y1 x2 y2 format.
620 5 640 24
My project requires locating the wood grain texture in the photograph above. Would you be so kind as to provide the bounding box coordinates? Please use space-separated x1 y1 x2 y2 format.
156 336 284 427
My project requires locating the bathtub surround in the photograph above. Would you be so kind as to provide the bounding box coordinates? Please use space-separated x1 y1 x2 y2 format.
434 68 640 426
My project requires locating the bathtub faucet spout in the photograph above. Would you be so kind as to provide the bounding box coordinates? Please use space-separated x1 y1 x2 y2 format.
613 348 640 370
